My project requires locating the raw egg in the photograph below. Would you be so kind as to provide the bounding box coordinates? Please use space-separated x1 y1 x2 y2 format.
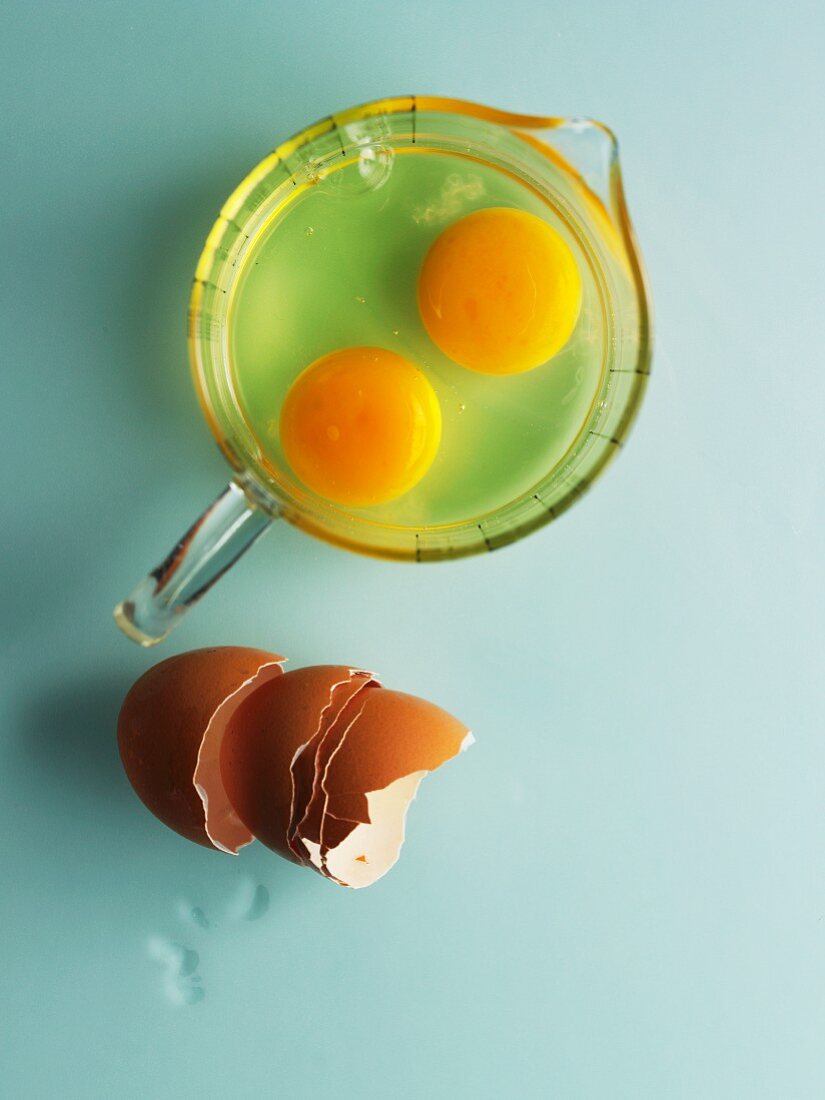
280 346 442 507
418 206 582 374
117 649 472 889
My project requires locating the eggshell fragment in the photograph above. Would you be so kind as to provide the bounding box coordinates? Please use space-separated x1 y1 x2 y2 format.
317 689 474 887
286 671 378 864
289 675 380 866
323 771 427 889
117 647 284 851
220 666 373 863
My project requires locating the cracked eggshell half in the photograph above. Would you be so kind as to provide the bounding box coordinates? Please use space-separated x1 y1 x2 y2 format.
117 646 285 852
221 670 473 889
219 666 377 864
319 689 474 889
288 674 381 866
286 671 379 865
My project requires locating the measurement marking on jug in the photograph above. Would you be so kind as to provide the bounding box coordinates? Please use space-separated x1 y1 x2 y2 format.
411 96 417 144
609 367 651 376
533 494 557 518
415 533 421 563
330 117 347 158
588 431 622 448
221 216 248 236
478 524 493 552
566 477 590 498
281 161 297 186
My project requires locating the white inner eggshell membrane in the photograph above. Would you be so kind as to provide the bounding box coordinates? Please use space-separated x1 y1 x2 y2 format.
288 671 377 866
193 659 284 854
318 726 476 890
323 770 427 889
314 695 371 869
296 693 372 874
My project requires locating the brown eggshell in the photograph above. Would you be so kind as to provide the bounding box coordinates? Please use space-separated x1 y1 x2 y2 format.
318 689 473 888
322 689 470 816
289 677 380 864
286 672 377 864
220 666 368 863
117 647 284 850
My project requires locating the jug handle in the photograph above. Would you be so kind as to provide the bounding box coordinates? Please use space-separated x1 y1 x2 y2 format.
113 479 274 646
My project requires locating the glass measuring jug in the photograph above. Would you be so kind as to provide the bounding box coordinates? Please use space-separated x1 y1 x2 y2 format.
115 96 652 646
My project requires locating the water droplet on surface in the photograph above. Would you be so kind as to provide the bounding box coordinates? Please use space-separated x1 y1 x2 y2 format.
147 938 204 1007
244 885 270 922
226 877 272 922
175 898 212 929
304 226 314 237
177 946 199 976
355 295 366 304
457 403 466 414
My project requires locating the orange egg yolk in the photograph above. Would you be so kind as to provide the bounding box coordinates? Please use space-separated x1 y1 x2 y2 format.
418 207 583 375
280 346 442 507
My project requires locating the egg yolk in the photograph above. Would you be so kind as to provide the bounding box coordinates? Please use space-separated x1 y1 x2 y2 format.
418 207 583 375
280 346 441 507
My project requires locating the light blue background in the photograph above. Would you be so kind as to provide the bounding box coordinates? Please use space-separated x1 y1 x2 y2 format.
2 2 823 1096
